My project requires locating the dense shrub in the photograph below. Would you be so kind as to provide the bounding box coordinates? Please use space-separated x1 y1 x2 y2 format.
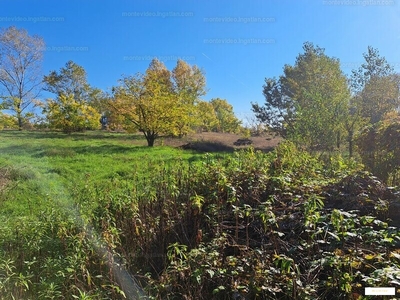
2 141 399 299
72 143 400 299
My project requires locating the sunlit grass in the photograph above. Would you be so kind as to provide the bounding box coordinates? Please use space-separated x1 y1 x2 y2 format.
0 130 203 216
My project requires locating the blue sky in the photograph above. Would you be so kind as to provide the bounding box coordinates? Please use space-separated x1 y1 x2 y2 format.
1 0 400 121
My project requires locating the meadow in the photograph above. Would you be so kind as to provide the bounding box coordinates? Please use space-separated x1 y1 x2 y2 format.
1 131 400 299
0 130 206 299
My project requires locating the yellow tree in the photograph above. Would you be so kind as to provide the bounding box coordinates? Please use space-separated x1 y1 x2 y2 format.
112 58 207 146
43 93 100 134
112 59 177 146
43 61 104 133
210 98 241 133
171 59 206 136
0 112 18 130
194 100 218 132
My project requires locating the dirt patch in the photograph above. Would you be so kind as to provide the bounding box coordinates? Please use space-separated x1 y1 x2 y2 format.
159 132 281 152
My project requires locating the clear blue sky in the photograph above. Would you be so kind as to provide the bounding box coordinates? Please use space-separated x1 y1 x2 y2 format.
1 0 400 121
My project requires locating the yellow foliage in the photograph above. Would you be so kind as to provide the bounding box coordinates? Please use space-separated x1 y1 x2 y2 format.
0 113 18 130
43 94 101 133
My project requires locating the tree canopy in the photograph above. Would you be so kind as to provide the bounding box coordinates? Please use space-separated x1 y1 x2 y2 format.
252 42 350 151
210 98 241 133
111 58 207 146
351 47 399 124
42 61 101 133
43 60 92 102
43 93 100 134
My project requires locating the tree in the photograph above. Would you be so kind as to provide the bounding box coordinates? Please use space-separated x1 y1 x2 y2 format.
344 95 368 158
43 93 100 133
194 100 218 132
112 58 207 146
210 98 241 133
112 59 177 146
351 46 394 92
171 59 207 136
252 77 294 137
351 47 399 124
252 42 350 151
42 61 101 133
43 60 92 101
0 26 44 130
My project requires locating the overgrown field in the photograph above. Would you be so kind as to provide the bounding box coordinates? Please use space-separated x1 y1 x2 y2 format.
1 131 400 299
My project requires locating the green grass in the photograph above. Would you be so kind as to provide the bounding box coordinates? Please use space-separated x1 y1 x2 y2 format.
0 130 216 299
0 130 204 212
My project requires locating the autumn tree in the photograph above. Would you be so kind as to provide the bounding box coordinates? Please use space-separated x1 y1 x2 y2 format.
351 46 399 124
43 93 100 133
194 100 218 132
0 26 44 130
210 98 241 133
42 61 101 133
112 59 207 146
172 59 207 136
252 42 350 151
0 112 17 130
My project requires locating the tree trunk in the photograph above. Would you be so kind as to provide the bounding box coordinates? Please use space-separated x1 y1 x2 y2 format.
147 138 155 147
336 131 341 150
144 131 156 147
348 130 353 158
17 113 23 131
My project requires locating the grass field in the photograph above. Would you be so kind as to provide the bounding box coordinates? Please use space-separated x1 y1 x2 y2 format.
0 130 201 212
0 130 279 216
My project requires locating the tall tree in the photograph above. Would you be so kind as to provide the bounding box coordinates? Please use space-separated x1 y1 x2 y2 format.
42 61 101 133
210 98 241 133
252 42 350 151
0 26 44 130
171 59 206 136
351 47 399 124
112 58 207 146
351 46 394 92
43 60 91 102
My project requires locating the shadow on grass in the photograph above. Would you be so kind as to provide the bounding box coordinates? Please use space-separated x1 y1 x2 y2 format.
0 130 145 141
179 141 235 153
69 144 149 155
30 144 152 158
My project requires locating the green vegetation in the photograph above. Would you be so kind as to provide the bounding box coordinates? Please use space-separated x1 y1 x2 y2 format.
1 26 400 299
1 131 400 299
